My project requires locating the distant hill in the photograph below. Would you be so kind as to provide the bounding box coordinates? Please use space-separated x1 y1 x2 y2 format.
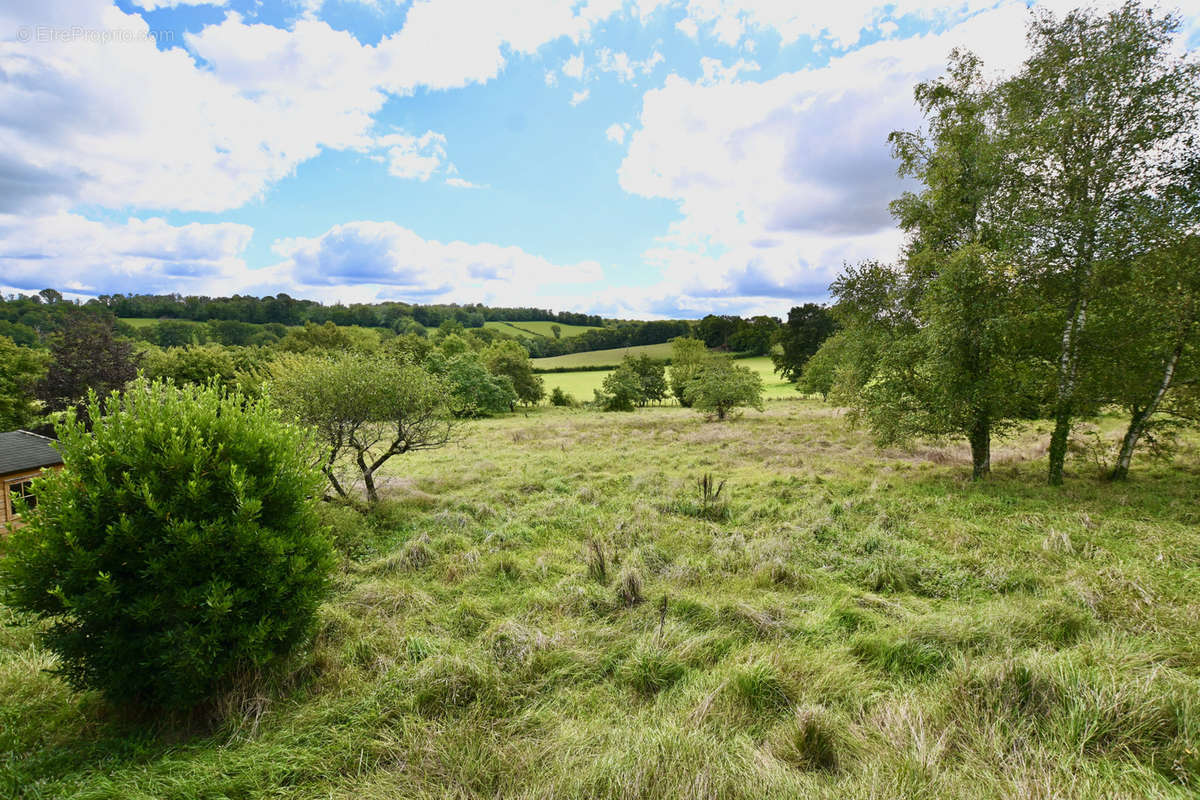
482 320 602 340
531 342 674 370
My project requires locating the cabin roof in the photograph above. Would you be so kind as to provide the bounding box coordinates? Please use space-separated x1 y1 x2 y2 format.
0 431 63 477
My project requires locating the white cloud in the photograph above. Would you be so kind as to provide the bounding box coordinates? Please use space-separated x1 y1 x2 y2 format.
127 0 227 8
0 0 626 219
570 89 591 106
269 221 604 303
373 131 448 181
617 3 1041 312
445 177 486 189
698 56 760 85
0 213 253 296
563 53 586 80
664 0 1000 49
595 48 665 82
605 123 629 144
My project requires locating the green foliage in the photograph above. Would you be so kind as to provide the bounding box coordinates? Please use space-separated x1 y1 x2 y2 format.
772 303 837 381
277 321 378 354
798 331 862 401
593 355 667 411
148 319 203 348
727 315 780 356
140 343 270 395
999 4 1200 484
429 350 518 417
0 378 333 710
667 337 709 406
594 364 642 412
549 386 575 407
271 352 457 504
626 354 668 405
484 339 544 406
438 333 473 358
825 48 1042 479
0 335 48 430
683 355 764 421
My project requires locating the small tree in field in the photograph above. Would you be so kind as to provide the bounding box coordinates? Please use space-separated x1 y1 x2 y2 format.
668 337 709 406
684 355 765 420
627 354 668 405
594 364 642 412
271 353 457 504
0 378 333 710
550 386 574 407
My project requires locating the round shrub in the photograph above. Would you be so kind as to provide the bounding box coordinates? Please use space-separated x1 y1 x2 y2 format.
0 378 334 710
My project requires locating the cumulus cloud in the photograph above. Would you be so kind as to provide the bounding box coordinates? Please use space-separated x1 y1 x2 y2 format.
0 213 253 295
0 0 625 218
269 221 604 303
570 89 591 106
616 3 1043 313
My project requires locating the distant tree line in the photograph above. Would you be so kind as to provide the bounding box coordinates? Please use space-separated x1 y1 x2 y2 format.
91 293 604 331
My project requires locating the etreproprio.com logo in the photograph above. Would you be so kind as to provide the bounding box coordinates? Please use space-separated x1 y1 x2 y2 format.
15 26 174 44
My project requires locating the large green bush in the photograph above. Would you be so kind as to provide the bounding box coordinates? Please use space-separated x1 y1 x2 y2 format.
0 378 334 710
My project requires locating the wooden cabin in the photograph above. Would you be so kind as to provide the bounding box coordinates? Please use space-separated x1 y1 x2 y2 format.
0 431 64 527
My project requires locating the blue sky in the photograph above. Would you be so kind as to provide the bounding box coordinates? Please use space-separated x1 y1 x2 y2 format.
2 0 1198 318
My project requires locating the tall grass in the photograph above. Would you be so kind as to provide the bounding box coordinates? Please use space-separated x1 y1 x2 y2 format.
1 402 1197 798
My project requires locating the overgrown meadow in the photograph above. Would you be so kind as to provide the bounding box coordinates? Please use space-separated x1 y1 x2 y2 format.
4 400 1198 799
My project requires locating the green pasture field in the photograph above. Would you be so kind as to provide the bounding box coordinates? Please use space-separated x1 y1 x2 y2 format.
116 317 190 328
540 354 792 403
531 342 675 370
483 320 603 339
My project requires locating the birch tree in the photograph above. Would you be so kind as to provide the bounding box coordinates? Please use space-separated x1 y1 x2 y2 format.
999 3 1200 485
828 51 1035 479
1098 236 1200 479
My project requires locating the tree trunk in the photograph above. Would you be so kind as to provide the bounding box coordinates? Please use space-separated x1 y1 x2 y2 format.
1110 342 1182 481
968 415 991 480
323 466 348 500
1048 295 1089 486
1047 406 1072 486
356 452 379 504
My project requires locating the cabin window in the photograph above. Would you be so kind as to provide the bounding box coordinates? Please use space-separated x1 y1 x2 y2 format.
7 479 36 517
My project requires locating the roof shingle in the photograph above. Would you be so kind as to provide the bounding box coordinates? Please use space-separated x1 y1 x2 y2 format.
0 431 63 476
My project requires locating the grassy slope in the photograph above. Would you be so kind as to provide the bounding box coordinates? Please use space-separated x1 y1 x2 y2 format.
118 317 190 328
3 405 1199 798
483 321 602 339
531 342 674 369
540 355 794 402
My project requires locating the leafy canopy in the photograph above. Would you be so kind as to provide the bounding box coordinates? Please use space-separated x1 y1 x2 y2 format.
684 355 765 421
271 352 457 504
